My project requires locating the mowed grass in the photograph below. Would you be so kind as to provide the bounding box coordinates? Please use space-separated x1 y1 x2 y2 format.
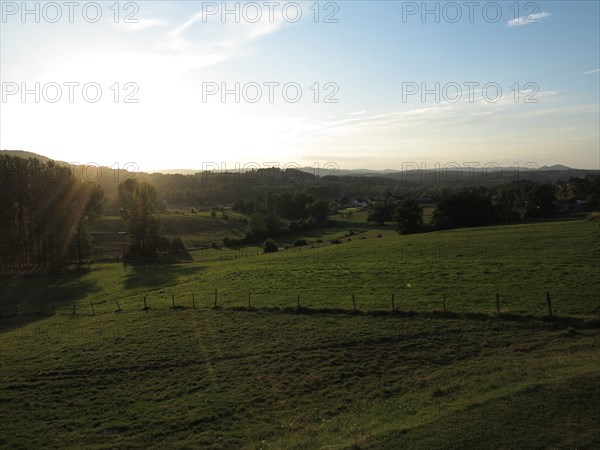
1 218 599 448
0 308 598 449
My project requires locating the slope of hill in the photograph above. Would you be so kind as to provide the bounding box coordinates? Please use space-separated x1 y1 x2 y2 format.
0 149 59 163
0 217 598 448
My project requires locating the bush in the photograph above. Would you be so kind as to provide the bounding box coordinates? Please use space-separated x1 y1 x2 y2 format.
586 211 600 222
263 239 279 253
293 238 308 247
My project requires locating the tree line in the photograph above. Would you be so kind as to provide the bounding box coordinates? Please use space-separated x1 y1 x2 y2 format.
227 193 331 244
2 153 597 272
368 176 600 234
0 155 104 273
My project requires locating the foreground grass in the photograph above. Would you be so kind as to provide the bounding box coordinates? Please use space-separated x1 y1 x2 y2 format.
0 308 598 449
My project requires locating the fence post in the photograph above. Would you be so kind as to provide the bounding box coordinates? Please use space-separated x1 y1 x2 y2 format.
391 293 395 312
115 300 121 312
192 293 195 309
72 304 76 315
143 296 148 311
248 292 251 308
297 293 300 308
352 293 356 311
443 293 446 313
90 302 95 316
496 293 500 314
214 289 218 307
546 292 553 317
172 293 176 309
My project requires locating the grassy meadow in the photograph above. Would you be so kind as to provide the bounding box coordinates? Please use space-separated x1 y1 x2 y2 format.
1 216 599 448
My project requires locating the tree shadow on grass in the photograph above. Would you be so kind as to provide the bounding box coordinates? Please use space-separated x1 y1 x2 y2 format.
0 267 101 330
123 261 205 290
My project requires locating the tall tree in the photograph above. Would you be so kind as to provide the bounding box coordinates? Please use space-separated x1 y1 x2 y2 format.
118 180 161 256
305 199 330 225
0 155 103 272
367 196 396 225
394 198 424 234
524 183 556 217
73 184 104 264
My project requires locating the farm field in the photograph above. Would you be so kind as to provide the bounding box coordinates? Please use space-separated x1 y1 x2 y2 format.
1 217 599 448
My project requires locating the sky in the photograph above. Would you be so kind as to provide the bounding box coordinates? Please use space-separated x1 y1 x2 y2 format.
1 0 599 172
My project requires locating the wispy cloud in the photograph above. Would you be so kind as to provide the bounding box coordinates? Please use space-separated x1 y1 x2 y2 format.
507 11 551 27
287 89 562 142
162 9 287 66
116 18 168 31
518 104 600 118
584 68 600 75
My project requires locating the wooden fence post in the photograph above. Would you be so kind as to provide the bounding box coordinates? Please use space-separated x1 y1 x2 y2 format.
214 289 218 307
297 293 300 308
143 296 148 311
192 293 195 309
115 300 121 311
496 293 500 314
352 293 356 311
443 293 446 313
72 304 76 315
391 293 395 312
90 302 95 316
248 292 251 308
172 293 176 309
546 292 553 317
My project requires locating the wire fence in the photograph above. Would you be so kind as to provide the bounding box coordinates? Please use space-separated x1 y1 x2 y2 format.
0 287 568 320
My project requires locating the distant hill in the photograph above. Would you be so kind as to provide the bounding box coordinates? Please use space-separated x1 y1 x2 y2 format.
0 149 60 163
538 164 572 171
2 150 597 184
150 169 200 175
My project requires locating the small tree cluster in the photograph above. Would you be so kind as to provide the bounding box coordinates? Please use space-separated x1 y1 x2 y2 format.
263 239 279 253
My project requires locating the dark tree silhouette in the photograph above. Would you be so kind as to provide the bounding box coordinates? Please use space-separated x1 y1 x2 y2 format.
394 198 424 234
118 180 161 256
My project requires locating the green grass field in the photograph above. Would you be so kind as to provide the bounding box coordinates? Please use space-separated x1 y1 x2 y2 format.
22 218 599 318
1 217 599 448
92 211 249 255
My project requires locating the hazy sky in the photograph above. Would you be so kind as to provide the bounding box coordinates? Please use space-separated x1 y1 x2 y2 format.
1 1 599 171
